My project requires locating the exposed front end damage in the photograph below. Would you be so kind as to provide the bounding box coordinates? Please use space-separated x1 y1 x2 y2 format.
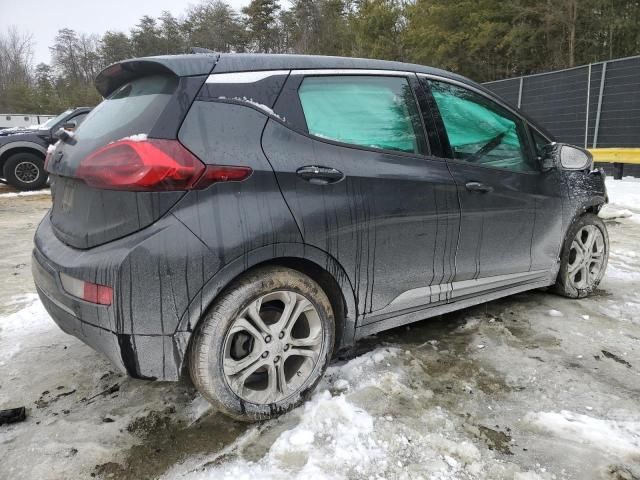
560 167 608 233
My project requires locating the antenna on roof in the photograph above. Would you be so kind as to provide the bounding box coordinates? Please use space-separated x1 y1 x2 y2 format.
189 47 216 54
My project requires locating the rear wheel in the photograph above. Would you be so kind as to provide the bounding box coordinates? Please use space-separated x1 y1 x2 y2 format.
3 152 48 191
554 213 609 298
188 266 335 421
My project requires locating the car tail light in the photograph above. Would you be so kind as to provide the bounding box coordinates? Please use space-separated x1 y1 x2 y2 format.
75 139 252 191
60 272 113 305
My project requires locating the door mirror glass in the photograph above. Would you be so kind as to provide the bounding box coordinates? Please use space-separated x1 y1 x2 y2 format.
556 144 592 170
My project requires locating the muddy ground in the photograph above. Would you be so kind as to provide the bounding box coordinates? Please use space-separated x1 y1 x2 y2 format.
0 182 638 480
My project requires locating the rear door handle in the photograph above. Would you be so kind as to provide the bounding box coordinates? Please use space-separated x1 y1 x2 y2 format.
296 166 344 185
465 181 493 193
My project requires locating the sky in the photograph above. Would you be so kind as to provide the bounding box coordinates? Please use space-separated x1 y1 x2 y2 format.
0 0 249 65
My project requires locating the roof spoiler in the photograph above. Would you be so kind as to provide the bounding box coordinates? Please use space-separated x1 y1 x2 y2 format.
95 54 220 97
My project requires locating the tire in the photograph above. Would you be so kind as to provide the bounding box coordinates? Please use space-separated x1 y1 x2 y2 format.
3 152 48 191
553 213 609 298
188 266 335 421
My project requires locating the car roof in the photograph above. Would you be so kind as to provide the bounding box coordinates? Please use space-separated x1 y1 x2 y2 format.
95 53 555 141
214 53 467 80
96 53 474 95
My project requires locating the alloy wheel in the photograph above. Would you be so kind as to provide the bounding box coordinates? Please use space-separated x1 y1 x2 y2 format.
222 290 324 404
14 161 40 184
567 225 606 290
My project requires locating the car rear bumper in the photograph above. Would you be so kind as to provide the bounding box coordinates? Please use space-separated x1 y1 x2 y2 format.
31 213 208 381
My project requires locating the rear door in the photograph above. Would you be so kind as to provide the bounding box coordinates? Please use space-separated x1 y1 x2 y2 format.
262 71 460 321
421 77 555 294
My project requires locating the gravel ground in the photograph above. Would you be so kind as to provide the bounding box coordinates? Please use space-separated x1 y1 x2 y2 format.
0 180 639 480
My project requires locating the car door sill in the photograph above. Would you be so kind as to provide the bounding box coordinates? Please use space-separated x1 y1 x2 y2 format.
356 276 552 339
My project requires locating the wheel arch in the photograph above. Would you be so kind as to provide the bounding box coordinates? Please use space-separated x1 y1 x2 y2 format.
0 142 46 172
564 195 606 238
175 243 358 364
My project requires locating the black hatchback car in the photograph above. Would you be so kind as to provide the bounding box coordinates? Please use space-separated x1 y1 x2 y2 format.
33 53 608 420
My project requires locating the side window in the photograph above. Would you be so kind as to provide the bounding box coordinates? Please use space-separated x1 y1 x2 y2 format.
428 80 537 172
298 75 427 154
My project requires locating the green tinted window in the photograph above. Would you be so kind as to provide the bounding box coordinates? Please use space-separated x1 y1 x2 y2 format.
429 80 536 172
299 76 426 154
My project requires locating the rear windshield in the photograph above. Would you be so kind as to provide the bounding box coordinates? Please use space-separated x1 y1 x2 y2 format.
73 75 177 150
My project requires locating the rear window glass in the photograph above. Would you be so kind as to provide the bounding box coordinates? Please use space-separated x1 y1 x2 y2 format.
74 75 177 149
298 76 427 154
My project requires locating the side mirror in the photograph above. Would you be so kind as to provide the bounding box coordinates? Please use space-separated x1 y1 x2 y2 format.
62 121 77 131
542 143 593 171
54 127 76 145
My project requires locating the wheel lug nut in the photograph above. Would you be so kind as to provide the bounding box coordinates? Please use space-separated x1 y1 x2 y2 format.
274 355 281 363
261 351 269 358
284 344 289 351
264 335 271 343
278 332 285 339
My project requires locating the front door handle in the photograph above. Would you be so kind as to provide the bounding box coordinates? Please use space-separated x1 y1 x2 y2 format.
296 166 345 185
465 181 493 193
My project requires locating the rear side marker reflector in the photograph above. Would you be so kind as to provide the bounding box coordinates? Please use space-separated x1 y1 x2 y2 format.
194 165 253 187
74 139 252 191
60 272 113 305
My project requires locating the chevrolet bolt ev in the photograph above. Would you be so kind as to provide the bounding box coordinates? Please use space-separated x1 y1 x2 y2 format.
33 54 608 420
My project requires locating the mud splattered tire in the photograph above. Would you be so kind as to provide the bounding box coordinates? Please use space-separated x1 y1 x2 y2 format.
188 266 335 421
3 152 48 191
553 213 609 298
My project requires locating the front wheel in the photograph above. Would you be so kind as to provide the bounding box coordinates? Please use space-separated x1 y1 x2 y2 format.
188 266 335 421
3 152 48 191
553 213 609 298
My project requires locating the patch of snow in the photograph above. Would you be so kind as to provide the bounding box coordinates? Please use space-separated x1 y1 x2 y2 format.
1 298 197 479
119 133 148 142
605 177 640 213
332 379 349 391
188 394 213 424
527 410 640 458
0 189 51 198
598 204 633 220
548 309 563 317
228 97 285 121
0 298 52 365
161 348 522 480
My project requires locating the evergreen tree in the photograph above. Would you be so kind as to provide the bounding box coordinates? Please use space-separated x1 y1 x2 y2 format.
242 0 281 52
185 0 246 52
131 16 163 57
101 31 133 66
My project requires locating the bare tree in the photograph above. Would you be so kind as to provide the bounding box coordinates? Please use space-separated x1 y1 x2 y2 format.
0 26 34 93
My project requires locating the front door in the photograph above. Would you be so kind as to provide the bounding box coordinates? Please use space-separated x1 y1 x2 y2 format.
262 72 460 321
422 77 551 296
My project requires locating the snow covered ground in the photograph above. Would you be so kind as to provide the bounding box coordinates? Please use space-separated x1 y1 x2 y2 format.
1 178 639 480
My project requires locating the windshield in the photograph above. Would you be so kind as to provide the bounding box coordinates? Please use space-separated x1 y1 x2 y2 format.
38 109 74 130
